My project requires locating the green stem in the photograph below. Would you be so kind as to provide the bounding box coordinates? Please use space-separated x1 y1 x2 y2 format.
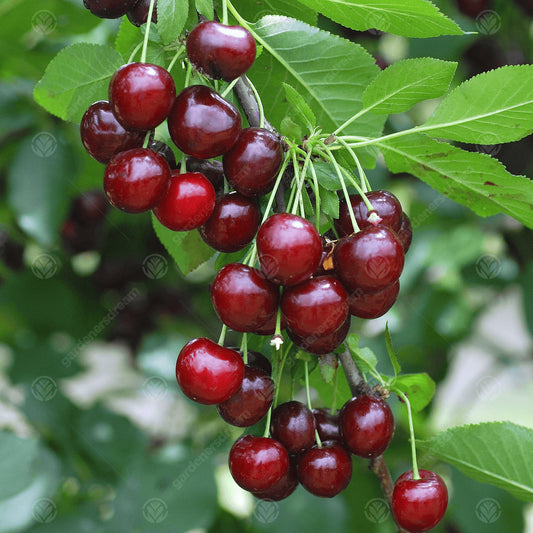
290 150 304 217
220 77 240 98
397 390 420 480
304 361 322 447
240 333 248 364
335 124 430 150
222 0 228 24
333 103 379 136
184 62 192 88
335 137 372 193
308 160 321 230
263 407 272 438
140 0 157 64
273 344 291 408
218 324 227 346
128 41 143 64
167 45 185 72
180 155 186 174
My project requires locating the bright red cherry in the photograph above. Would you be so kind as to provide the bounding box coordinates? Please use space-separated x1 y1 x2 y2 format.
287 316 351 355
83 0 137 18
104 148 170 213
153 171 215 231
187 21 256 81
270 401 317 455
349 281 399 319
334 226 404 292
229 435 289 492
80 101 145 164
109 62 176 131
339 395 394 458
335 190 403 237
168 85 241 159
175 338 244 404
392 470 448 533
223 128 283 197
253 461 298 501
397 212 413 253
217 365 274 427
297 442 352 498
199 192 260 252
312 409 341 442
257 213 322 286
127 0 157 26
211 263 279 332
281 275 348 339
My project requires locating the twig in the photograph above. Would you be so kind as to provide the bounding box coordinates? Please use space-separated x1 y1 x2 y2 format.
234 76 276 133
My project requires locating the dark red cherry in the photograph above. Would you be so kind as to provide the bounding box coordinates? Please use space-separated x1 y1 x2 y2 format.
312 409 341 442
229 435 289 492
257 213 322 286
223 128 283 197
71 190 109 225
253 460 298 501
242 350 272 375
187 21 256 81
287 316 351 355
339 395 394 458
83 0 137 18
148 140 177 169
211 263 279 332
397 212 413 253
127 0 157 26
168 85 241 159
153 171 215 231
335 190 403 237
199 192 260 252
186 157 225 190
109 63 176 131
392 470 448 533
334 226 404 292
455 0 491 18
349 281 399 319
270 401 316 455
103 148 170 213
281 275 348 339
297 442 352 498
175 338 244 404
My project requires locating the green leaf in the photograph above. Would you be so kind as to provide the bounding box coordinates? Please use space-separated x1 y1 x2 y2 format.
311 160 342 191
293 0 463 38
152 215 215 274
345 334 378 375
418 422 533 501
115 18 142 60
384 324 401 377
309 360 352 410
319 186 340 219
34 44 123 123
157 0 189 45
195 0 213 18
390 373 435 412
231 0 317 25
363 58 457 115
282 82 316 131
379 134 533 229
318 354 337 384
421 65 533 143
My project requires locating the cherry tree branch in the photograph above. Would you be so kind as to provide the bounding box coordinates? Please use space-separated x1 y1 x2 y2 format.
234 75 276 134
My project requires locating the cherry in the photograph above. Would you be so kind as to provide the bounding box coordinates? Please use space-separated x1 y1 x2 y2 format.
127 0 157 26
242 350 272 375
335 190 403 237
392 470 448 533
199 192 260 252
109 63 176 131
187 21 256 81
297 442 352 498
251 312 287 336
334 226 404 292
349 281 400 319
217 365 274 427
257 213 322 286
83 0 137 18
211 263 279 332
80 101 145 164
397 212 413 253
270 401 317 454
287 315 351 355
148 140 177 169
314 238 335 276
175 338 244 404
104 148 170 213
229 435 289 492
281 275 348 339
71 191 109 225
253 460 298 501
186 157 225 191
168 85 241 159
153 171 216 231
223 128 283 197
339 395 394 458
455 0 491 18
312 409 341 442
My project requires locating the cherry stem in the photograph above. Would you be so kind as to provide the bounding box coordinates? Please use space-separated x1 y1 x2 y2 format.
240 333 248 364
273 343 291 408
263 407 272 438
222 0 228 25
304 361 322 448
290 150 304 217
141 0 157 64
334 137 372 194
217 324 227 346
397 390 421 480
184 62 193 88
220 77 240 98
167 45 185 72
128 41 143 64
308 160 321 230
180 155 187 173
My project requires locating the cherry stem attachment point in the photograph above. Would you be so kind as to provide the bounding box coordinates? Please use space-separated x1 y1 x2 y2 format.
141 0 157 64
397 390 420 480
218 324 227 346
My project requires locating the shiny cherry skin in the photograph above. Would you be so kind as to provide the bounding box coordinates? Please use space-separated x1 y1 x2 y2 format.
217 365 274 427
257 213 322 286
253 461 298 501
229 435 289 492
270 401 317 455
281 275 348 339
168 85 241 159
349 281 399 319
109 62 176 131
199 192 260 252
80 101 145 164
335 190 403 237
127 0 157 26
175 338 244 404
223 128 283 197
397 212 413 253
83 0 137 18
297 442 352 498
287 316 351 355
312 409 341 442
211 263 279 332
187 21 256 81
153 171 215 231
339 395 394 458
103 148 170 213
334 226 404 292
392 469 448 533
